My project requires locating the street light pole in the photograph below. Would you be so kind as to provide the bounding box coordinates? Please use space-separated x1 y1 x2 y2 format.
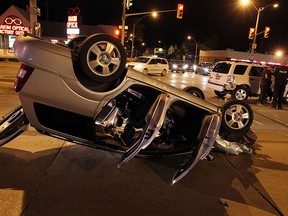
121 0 126 45
131 13 156 58
250 7 261 60
123 9 176 50
158 40 167 57
187 35 198 64
241 1 279 61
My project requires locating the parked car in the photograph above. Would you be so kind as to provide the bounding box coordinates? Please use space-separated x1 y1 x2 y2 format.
208 61 265 100
194 62 214 75
126 56 168 76
170 60 192 73
0 33 254 184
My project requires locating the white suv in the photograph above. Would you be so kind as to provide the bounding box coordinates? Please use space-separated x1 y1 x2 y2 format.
208 61 264 100
126 56 169 76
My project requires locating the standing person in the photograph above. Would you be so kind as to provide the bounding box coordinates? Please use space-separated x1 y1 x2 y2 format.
267 67 274 103
271 62 288 109
258 66 273 106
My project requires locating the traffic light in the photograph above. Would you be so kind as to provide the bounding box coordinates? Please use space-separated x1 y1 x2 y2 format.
264 26 270 38
176 4 184 19
126 0 133 10
248 28 255 39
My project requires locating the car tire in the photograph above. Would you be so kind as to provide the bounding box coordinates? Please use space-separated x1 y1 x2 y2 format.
214 90 227 97
183 86 205 99
221 100 253 134
231 86 249 101
78 33 126 83
161 69 167 76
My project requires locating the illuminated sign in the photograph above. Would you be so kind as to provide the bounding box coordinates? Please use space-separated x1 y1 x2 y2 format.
0 15 30 35
67 7 80 39
67 16 78 28
67 28 80 34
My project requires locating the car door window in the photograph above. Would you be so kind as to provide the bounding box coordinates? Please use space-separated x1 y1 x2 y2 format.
161 59 167 65
234 65 247 75
213 62 231 74
156 59 162 64
249 66 263 77
149 59 157 65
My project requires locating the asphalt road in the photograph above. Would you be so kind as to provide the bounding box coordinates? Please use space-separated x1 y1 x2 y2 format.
0 61 288 216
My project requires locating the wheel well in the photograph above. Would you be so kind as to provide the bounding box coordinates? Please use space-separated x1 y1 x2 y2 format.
72 61 127 92
239 84 251 94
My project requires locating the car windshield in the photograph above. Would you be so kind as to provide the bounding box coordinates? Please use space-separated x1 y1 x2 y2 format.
136 57 150 63
213 62 231 74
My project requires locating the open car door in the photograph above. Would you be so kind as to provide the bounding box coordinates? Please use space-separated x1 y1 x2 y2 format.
0 106 29 147
118 93 170 167
172 113 221 184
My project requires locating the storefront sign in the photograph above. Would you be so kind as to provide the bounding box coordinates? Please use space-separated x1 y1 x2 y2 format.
0 15 30 35
67 16 78 28
67 7 80 39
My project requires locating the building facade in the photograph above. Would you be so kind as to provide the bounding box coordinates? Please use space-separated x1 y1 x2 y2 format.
199 49 288 66
0 5 119 59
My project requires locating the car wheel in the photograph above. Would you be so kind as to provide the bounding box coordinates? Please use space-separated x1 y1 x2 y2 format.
231 86 249 100
161 69 167 76
183 86 205 99
221 100 253 134
214 90 227 97
78 33 126 82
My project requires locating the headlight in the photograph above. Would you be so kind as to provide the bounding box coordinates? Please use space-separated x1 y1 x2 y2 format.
183 64 188 69
227 75 235 83
134 65 143 70
193 65 197 71
172 64 178 69
204 67 208 72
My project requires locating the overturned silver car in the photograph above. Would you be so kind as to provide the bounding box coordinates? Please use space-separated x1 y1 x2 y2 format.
0 33 254 184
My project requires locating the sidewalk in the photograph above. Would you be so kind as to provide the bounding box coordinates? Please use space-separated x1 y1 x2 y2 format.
251 100 288 128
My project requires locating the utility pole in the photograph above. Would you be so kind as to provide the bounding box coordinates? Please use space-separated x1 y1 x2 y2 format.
121 0 126 45
29 0 41 36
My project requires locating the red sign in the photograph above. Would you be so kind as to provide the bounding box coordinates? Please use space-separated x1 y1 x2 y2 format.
67 7 80 39
0 15 30 35
67 16 78 28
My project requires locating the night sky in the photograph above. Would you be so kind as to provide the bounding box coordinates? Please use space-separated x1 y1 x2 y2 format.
1 0 288 53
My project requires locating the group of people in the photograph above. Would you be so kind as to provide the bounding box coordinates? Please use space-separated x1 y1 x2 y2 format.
258 61 288 109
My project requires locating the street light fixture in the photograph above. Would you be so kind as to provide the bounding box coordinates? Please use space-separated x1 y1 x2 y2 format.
130 12 157 58
275 50 283 57
187 35 198 65
241 0 279 61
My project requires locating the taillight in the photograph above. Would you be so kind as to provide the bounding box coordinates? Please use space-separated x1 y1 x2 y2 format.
14 64 34 93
